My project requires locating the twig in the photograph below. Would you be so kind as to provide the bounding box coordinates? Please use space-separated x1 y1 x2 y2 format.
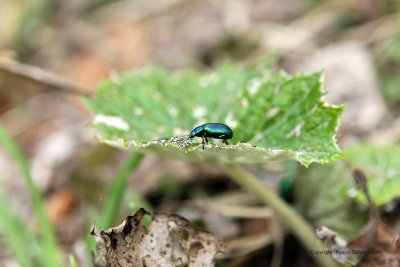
219 232 272 259
219 164 339 267
93 0 191 26
0 57 92 96
339 14 400 44
352 169 379 264
352 169 379 222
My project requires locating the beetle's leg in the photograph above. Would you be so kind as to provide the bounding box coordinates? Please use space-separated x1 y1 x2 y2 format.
203 135 208 150
223 139 229 145
199 134 209 150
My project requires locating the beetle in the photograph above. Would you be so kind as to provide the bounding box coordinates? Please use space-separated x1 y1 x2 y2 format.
189 123 233 149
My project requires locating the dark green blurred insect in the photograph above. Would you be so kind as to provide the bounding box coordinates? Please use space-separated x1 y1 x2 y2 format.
189 123 233 149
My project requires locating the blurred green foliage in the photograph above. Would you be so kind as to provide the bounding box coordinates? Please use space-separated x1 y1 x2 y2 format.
0 123 146 266
295 144 400 239
0 123 62 267
345 144 400 206
295 161 368 240
379 35 400 104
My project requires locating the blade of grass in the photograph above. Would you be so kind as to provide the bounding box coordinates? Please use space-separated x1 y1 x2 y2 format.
0 193 36 267
219 163 339 267
99 153 144 229
69 255 79 267
0 123 61 267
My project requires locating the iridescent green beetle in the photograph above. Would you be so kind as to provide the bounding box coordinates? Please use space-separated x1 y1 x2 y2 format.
189 123 233 149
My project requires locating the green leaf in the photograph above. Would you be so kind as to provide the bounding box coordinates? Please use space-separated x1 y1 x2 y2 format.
344 144 400 206
295 144 400 239
295 162 368 240
85 62 343 166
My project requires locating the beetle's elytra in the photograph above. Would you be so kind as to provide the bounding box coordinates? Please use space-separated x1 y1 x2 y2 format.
189 123 233 149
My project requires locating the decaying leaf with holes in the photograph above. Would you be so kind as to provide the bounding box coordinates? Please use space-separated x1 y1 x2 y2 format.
90 208 225 267
316 170 400 267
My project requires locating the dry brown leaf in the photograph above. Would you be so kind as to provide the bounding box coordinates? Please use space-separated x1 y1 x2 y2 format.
91 208 225 267
347 221 400 267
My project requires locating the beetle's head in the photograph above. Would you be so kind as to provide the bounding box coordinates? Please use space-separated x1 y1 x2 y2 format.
189 125 203 138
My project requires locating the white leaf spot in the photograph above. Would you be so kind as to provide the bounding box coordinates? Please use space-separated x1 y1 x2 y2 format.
94 115 129 131
193 106 207 118
286 122 304 139
167 106 179 117
133 107 144 116
241 98 249 108
267 107 280 118
225 112 238 128
347 188 357 198
248 79 261 95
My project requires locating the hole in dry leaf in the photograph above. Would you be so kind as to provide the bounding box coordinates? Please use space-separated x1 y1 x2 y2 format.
189 241 204 257
123 218 133 236
110 236 118 250
142 214 152 230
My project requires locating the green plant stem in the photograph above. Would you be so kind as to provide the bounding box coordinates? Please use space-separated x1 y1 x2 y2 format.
0 123 61 267
219 163 338 267
100 153 144 228
0 193 35 267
